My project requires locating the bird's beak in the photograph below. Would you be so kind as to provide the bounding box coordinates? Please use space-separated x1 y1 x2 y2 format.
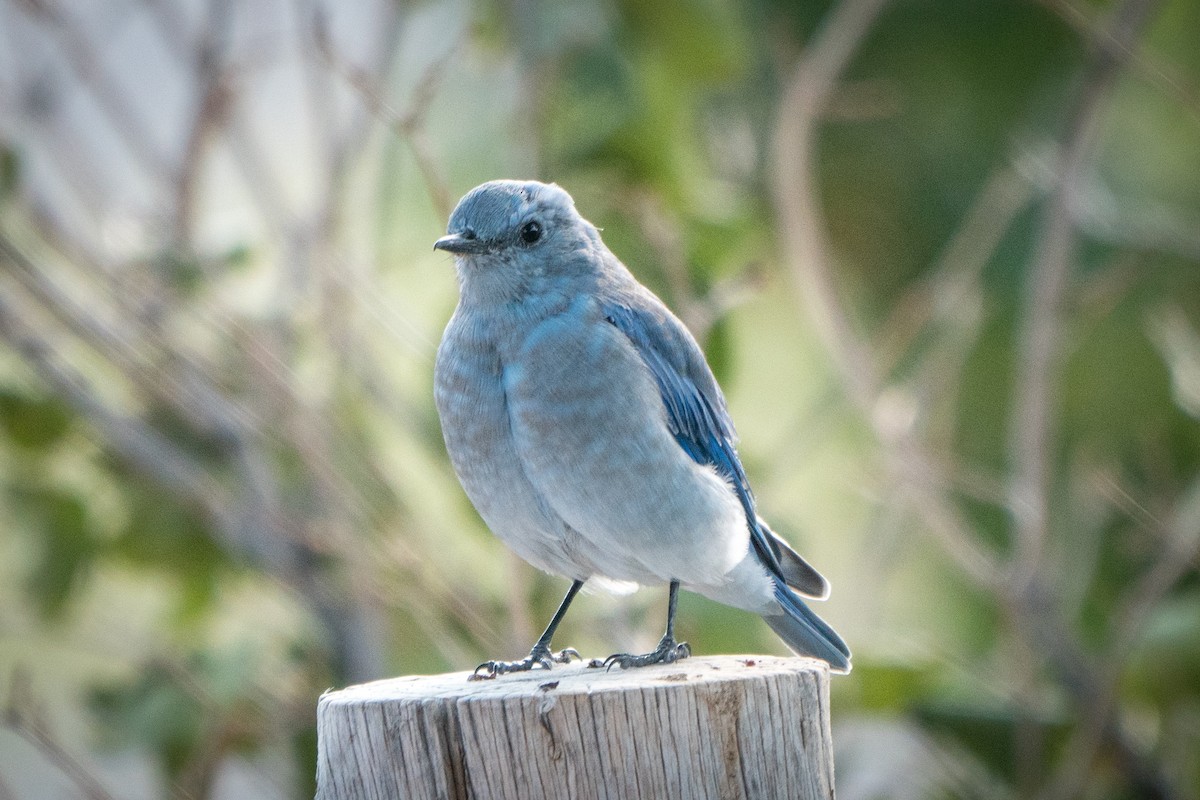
433 233 488 255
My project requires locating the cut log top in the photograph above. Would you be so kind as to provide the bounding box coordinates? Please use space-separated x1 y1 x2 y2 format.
317 655 834 800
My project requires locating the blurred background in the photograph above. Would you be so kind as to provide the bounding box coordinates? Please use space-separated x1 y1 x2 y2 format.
1 0 1198 797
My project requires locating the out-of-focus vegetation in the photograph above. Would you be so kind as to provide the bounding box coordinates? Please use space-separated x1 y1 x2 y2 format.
1 0 1198 797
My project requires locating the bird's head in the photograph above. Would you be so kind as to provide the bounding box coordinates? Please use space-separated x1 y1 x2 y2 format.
434 180 583 258
434 180 605 304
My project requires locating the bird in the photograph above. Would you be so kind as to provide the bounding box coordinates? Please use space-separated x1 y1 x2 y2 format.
433 179 851 679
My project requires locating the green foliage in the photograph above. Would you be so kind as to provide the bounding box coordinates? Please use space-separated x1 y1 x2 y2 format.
954 311 1016 471
14 488 96 618
837 660 937 714
1063 287 1174 456
89 647 272 782
0 144 19 199
110 482 229 619
915 700 1070 785
1129 589 1200 699
90 663 207 779
825 1 1082 308
0 389 73 450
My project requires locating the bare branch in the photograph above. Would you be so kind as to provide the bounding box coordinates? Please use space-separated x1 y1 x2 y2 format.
1042 0 1200 128
0 244 299 576
0 293 215 507
1110 476 1200 660
771 2 1184 795
770 0 889 410
15 0 174 181
172 41 235 249
2 669 118 800
313 9 458 220
0 227 258 443
1006 0 1160 588
878 163 1038 376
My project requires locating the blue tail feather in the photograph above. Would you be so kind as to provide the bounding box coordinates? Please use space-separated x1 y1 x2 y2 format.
765 582 852 673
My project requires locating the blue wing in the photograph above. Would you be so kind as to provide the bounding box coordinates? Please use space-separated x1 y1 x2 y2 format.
601 301 786 577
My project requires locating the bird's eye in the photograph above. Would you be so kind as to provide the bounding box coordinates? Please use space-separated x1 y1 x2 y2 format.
519 221 542 244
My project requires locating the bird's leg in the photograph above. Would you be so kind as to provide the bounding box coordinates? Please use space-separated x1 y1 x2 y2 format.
471 579 585 680
596 580 691 670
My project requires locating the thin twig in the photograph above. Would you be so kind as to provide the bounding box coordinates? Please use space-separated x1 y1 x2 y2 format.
877 163 1038 376
172 32 235 249
1041 0 1200 127
0 284 217 506
1019 3 1172 792
16 0 175 181
2 669 119 800
0 273 295 578
0 228 256 442
1007 0 1162 590
313 8 458 219
770 0 889 410
1109 475 1200 661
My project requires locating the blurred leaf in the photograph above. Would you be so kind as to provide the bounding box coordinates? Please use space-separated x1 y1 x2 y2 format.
156 250 206 296
954 491 1012 556
823 0 1080 312
0 388 73 450
0 143 18 198
17 490 95 618
1124 589 1200 705
549 46 638 166
616 0 749 86
90 663 203 777
1147 305 1200 421
111 483 228 619
1063 285 1174 457
90 647 270 778
915 700 1068 784
953 310 1015 470
1078 517 1154 646
839 661 937 713
222 243 253 269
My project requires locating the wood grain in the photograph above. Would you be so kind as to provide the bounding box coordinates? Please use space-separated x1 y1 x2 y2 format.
316 655 834 800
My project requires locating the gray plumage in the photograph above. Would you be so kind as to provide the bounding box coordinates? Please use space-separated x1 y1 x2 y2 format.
434 179 850 673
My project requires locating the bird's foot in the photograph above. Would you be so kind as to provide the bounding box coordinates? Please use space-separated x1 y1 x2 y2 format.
592 635 691 671
470 643 581 681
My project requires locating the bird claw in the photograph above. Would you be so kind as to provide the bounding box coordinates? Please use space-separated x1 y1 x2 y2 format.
469 645 581 681
597 636 691 672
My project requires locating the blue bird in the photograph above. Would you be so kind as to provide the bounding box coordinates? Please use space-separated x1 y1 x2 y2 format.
433 180 851 679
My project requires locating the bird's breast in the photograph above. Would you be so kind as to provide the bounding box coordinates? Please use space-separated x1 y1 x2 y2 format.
434 307 598 578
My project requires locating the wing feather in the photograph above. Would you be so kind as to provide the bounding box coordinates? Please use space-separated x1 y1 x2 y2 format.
601 300 786 578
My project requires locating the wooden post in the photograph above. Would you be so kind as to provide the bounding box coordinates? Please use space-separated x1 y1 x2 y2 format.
316 655 834 800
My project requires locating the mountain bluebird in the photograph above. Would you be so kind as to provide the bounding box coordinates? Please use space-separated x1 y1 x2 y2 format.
434 179 851 679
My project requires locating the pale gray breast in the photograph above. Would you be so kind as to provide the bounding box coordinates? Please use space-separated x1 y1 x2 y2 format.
434 309 593 579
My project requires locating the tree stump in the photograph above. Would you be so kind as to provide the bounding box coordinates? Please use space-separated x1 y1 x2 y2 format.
315 654 834 800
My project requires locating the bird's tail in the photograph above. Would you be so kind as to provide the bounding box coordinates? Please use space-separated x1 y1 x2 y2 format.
763 582 852 673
